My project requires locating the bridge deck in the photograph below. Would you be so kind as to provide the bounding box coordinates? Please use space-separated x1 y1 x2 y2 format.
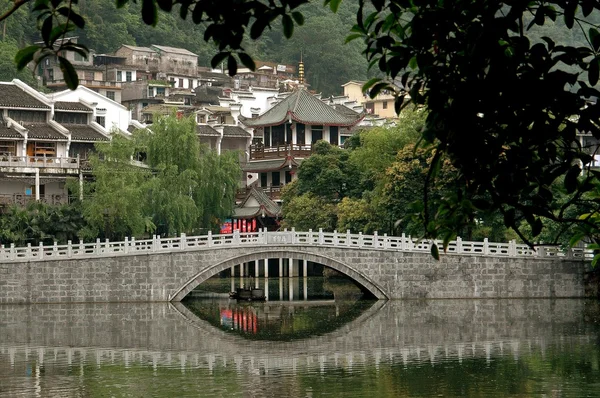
0 230 589 263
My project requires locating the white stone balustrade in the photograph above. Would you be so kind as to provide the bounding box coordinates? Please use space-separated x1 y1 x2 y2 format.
0 228 590 262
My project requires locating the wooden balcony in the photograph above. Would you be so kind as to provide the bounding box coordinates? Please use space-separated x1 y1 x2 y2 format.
237 185 283 201
0 155 81 169
249 143 313 160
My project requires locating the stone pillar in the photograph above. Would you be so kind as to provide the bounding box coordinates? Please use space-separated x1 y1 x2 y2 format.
279 277 283 300
264 280 269 300
288 258 293 278
255 261 259 277
278 258 283 277
35 168 40 201
303 277 308 301
303 259 308 277
264 258 269 278
289 277 294 301
231 265 235 277
79 170 83 200
240 262 245 277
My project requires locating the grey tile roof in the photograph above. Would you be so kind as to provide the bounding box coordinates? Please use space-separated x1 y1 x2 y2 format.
24 123 68 140
196 124 220 137
235 186 282 218
223 126 250 138
54 101 93 112
122 45 154 52
0 84 50 109
151 45 197 57
241 159 292 172
239 89 364 128
0 126 24 139
63 124 109 141
194 86 221 104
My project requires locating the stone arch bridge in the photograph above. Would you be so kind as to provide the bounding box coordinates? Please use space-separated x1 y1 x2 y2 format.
0 230 589 304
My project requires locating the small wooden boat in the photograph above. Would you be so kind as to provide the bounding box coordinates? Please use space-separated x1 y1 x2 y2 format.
229 286 266 301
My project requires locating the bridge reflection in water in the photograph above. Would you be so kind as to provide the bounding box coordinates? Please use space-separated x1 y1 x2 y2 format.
0 298 599 396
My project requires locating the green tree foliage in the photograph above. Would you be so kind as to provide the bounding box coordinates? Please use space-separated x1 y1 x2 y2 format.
351 1 600 255
78 133 153 240
281 185 337 231
0 201 86 246
143 114 240 235
3 0 369 94
295 140 362 200
0 40 39 86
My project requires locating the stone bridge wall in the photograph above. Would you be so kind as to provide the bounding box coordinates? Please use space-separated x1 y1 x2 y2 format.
0 245 587 304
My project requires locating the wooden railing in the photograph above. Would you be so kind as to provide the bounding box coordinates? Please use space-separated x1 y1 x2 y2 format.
0 155 80 169
0 229 590 262
249 143 313 160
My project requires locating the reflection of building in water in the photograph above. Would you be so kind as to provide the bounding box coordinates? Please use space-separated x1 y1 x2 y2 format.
221 307 258 334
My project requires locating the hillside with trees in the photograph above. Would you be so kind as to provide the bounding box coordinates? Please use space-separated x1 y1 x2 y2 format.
0 0 371 95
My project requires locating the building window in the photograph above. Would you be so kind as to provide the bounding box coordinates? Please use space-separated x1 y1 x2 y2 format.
55 112 87 124
330 126 339 146
220 115 227 124
296 123 305 145
148 87 153 97
179 78 184 87
198 114 206 123
74 52 86 62
117 71 122 81
0 141 16 156
106 91 115 101
311 125 323 144
156 87 165 96
8 110 46 122
382 101 388 109
96 116 105 127
271 172 281 186
126 71 132 82
260 173 267 187
188 79 193 88
28 141 56 157
84 71 94 81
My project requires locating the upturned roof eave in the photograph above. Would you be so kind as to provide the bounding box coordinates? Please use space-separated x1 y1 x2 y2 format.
242 110 364 128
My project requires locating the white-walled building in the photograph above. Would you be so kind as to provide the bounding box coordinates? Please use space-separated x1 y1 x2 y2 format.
47 85 133 134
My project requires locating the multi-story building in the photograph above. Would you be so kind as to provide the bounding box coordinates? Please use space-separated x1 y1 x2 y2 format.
230 86 365 230
36 38 131 103
342 80 398 119
0 79 138 208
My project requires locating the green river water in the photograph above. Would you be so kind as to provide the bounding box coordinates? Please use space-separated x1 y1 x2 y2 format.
1 276 599 397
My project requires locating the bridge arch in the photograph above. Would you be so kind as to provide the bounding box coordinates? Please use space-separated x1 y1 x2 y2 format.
169 249 389 301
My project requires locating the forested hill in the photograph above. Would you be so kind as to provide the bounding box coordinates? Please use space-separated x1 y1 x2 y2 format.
2 1 598 95
0 0 372 96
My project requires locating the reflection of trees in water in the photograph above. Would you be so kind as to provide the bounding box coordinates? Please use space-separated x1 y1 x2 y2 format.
183 297 377 341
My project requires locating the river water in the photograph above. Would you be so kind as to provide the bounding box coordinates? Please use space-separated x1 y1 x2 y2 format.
1 276 599 397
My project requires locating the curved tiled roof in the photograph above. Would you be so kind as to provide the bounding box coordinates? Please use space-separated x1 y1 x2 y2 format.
223 126 250 138
24 123 67 140
0 125 24 139
0 84 50 109
241 157 302 172
239 89 364 128
54 101 93 112
197 124 220 137
63 124 109 141
234 186 281 218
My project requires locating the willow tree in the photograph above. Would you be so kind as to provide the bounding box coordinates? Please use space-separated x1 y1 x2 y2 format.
78 133 153 241
145 114 241 235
